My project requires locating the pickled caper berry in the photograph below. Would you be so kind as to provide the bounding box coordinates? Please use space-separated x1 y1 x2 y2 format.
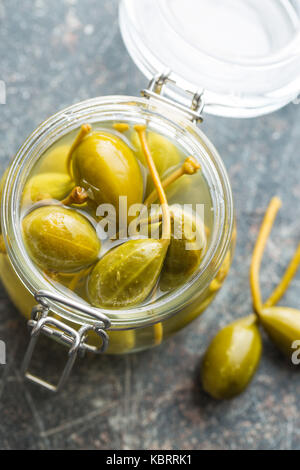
71 130 144 220
22 206 100 273
202 315 262 400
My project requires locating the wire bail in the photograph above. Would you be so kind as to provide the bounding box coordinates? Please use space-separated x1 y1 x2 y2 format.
141 71 205 123
21 290 111 392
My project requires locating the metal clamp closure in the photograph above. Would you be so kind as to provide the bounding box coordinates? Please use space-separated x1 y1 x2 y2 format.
21 290 111 392
141 71 205 123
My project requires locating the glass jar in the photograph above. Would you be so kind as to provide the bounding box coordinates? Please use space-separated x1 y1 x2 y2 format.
120 0 300 117
0 94 234 390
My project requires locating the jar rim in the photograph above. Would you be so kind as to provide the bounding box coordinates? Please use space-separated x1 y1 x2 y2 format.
1 95 234 329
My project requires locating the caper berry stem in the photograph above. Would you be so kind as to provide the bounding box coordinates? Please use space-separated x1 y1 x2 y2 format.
66 123 92 177
61 186 89 206
134 125 171 242
264 243 300 308
153 322 163 345
250 197 282 315
144 157 201 207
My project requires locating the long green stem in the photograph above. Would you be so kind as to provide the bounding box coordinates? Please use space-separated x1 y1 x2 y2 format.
264 243 300 307
134 125 171 242
250 197 282 314
144 156 200 207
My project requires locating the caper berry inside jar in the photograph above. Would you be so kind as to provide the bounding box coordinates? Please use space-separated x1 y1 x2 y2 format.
20 121 214 307
0 97 234 358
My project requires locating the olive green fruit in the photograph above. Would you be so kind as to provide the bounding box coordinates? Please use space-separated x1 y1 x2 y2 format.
22 206 100 273
88 238 168 308
159 206 207 291
202 314 262 400
132 130 180 195
38 144 70 174
71 131 143 219
259 307 300 357
22 173 74 206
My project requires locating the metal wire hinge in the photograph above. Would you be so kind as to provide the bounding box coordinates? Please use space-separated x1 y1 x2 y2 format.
141 71 205 123
21 290 111 392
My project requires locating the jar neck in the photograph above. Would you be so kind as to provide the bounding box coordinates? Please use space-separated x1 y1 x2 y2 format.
1 96 233 329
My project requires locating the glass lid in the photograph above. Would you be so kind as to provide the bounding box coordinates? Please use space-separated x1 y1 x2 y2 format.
119 0 300 118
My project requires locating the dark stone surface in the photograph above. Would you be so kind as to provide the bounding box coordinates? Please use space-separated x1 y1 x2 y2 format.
0 0 300 450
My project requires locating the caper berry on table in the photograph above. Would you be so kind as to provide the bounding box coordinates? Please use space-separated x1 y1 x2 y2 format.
202 197 300 400
202 315 262 400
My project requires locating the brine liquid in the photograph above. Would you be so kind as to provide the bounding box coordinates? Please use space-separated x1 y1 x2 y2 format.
21 121 214 308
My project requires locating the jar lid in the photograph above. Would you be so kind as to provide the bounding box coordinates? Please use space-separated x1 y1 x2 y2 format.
119 0 300 118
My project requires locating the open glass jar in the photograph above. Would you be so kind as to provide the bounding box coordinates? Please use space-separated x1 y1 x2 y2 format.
3 0 298 392
0 94 234 391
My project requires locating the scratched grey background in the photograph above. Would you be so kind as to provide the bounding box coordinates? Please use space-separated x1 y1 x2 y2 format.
0 0 300 450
